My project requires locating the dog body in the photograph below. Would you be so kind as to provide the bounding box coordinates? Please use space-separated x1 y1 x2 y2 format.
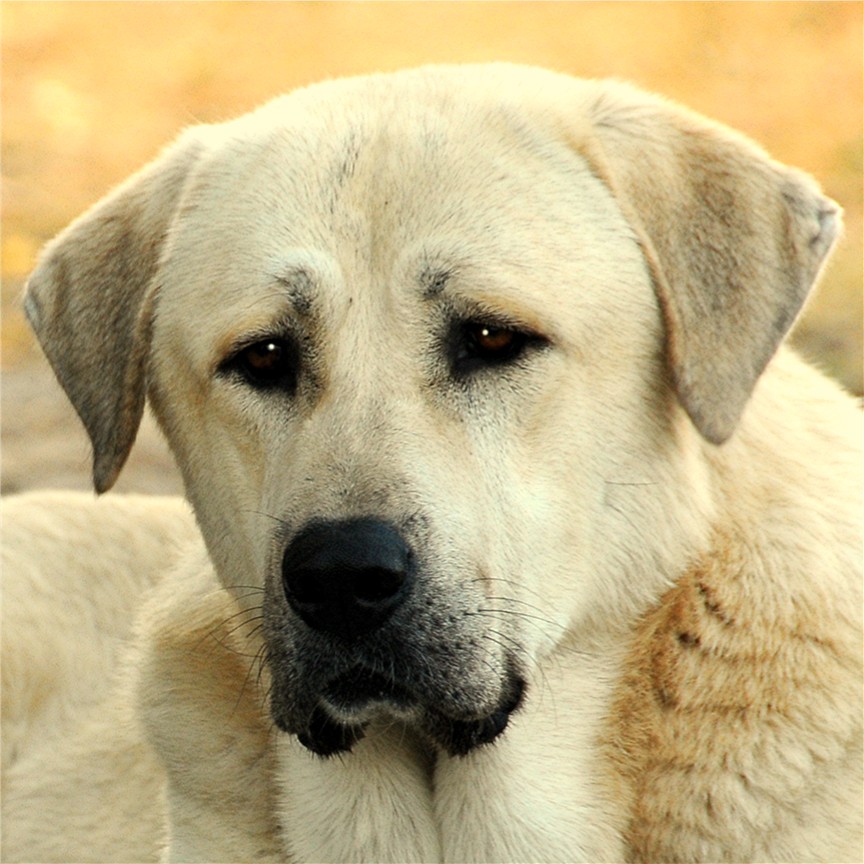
3 65 861 862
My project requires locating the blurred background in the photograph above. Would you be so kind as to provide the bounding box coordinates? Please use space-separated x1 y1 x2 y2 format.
2 1 861 493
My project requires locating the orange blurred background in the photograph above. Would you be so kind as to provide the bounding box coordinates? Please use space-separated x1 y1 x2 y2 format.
2 1 861 391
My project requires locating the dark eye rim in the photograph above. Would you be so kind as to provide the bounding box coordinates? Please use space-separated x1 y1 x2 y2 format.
218 334 300 392
450 317 549 377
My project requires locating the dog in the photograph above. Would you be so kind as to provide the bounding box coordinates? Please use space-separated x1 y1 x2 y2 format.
2 64 861 863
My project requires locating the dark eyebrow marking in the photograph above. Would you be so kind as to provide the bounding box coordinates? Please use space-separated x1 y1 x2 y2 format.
420 266 454 301
274 266 316 316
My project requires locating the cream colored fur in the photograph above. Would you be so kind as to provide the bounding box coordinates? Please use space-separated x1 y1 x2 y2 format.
3 65 861 863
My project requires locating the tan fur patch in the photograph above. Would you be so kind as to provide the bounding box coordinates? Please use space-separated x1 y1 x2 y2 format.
609 531 862 862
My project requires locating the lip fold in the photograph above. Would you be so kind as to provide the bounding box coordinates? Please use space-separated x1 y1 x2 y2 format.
424 672 526 757
295 667 414 758
296 667 527 759
296 704 366 757
322 666 415 716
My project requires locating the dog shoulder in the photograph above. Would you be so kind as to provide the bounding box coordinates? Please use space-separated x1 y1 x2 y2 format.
608 351 863 863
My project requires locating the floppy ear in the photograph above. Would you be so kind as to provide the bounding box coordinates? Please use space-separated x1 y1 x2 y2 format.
24 132 204 493
582 84 841 444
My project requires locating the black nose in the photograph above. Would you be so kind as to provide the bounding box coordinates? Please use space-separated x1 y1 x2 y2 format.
282 519 413 641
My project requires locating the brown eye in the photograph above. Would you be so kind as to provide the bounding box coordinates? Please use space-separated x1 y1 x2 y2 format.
222 337 299 392
244 341 283 373
473 325 517 355
463 321 528 365
450 319 546 377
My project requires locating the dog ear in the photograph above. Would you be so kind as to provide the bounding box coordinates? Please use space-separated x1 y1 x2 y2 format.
582 84 841 444
24 132 204 493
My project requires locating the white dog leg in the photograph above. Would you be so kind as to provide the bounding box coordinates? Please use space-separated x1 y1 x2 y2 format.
434 650 626 863
276 723 440 863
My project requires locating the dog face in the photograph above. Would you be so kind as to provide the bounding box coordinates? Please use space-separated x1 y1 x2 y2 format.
148 97 672 753
24 65 839 755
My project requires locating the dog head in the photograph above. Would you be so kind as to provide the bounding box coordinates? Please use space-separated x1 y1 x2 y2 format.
25 65 839 755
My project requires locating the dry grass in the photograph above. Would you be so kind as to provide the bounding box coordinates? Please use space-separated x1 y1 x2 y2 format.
2 1 861 390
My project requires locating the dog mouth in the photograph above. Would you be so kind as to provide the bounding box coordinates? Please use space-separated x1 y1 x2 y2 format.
296 665 526 758
322 667 415 718
295 668 413 757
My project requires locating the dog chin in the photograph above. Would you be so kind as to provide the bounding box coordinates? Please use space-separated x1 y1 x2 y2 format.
321 668 417 720
294 670 527 759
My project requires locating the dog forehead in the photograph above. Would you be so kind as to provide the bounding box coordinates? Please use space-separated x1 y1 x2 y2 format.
181 64 599 235
155 66 650 349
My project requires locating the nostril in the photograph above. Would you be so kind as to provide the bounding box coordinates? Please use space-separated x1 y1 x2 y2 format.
354 566 406 604
285 567 327 605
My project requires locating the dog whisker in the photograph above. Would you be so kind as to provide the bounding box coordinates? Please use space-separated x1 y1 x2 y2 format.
231 644 269 720
468 607 557 643
474 574 549 608
222 618 265 649
482 593 556 618
243 509 292 529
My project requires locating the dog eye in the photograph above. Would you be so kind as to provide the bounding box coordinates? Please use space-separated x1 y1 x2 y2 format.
471 325 519 356
222 337 299 392
452 320 544 376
